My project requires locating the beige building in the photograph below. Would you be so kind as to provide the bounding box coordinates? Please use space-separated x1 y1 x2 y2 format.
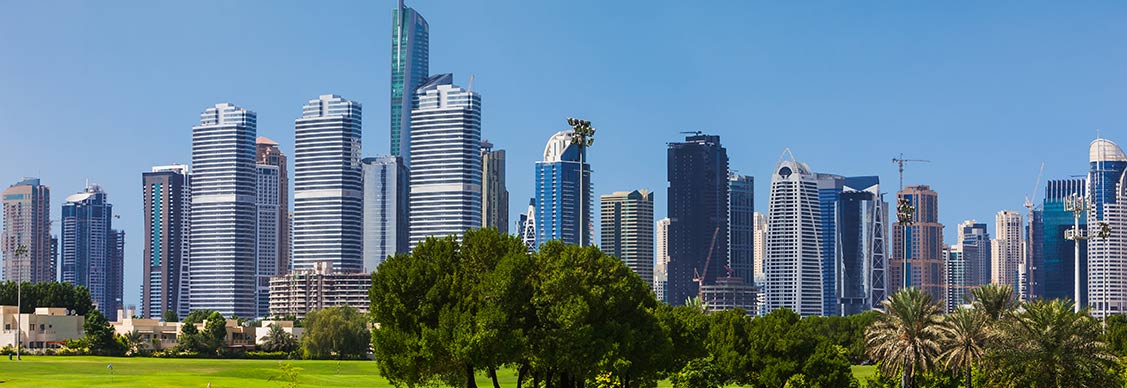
111 307 263 350
0 306 84 350
269 261 371 319
992 210 1024 290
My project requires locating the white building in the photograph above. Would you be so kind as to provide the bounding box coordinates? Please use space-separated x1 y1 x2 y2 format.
362 156 409 273
753 212 767 285
293 95 364 273
991 210 1024 291
408 74 482 247
1087 138 1127 317
0 306 84 350
655 217 670 302
764 150 823 317
190 103 258 318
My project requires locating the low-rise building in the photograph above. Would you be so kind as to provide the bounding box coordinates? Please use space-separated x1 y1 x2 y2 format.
699 278 758 315
269 261 371 319
0 305 85 350
254 320 304 344
112 308 182 351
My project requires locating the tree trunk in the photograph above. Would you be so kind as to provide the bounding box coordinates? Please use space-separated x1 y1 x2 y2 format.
965 365 972 388
489 368 501 388
467 364 478 388
517 363 529 388
546 370 554 388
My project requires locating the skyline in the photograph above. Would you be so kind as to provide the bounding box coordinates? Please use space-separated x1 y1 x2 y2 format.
3 1 1127 308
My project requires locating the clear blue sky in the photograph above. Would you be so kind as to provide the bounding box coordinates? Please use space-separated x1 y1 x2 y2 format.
2 1 1126 309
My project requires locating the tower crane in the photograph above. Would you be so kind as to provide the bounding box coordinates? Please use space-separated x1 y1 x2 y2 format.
693 226 721 299
1023 162 1045 300
891 154 930 289
891 153 931 191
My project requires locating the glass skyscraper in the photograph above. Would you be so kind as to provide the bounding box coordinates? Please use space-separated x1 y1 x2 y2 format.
534 130 592 247
765 152 823 317
1 177 52 283
600 190 654 287
61 184 123 320
362 155 409 272
142 165 191 319
728 174 755 284
390 0 429 164
666 134 729 306
1037 178 1086 302
836 176 887 315
256 137 290 276
255 163 280 318
190 102 258 318
816 173 843 316
1086 138 1127 317
292 94 363 274
481 141 509 234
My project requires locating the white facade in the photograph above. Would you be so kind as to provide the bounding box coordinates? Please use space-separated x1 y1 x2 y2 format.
1087 138 1127 317
991 210 1024 290
144 164 191 319
293 95 363 273
753 212 767 284
408 75 482 247
764 152 823 317
362 156 407 272
255 164 280 318
190 103 257 318
655 217 670 302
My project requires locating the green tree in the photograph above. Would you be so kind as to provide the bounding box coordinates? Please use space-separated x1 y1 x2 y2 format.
967 284 1014 321
704 309 754 385
1104 314 1127 356
162 310 179 323
259 323 299 353
670 357 723 388
0 281 94 315
302 305 370 360
865 287 944 388
937 307 992 388
83 309 124 356
800 344 858 388
203 311 228 353
653 305 709 376
182 309 217 325
982 299 1121 388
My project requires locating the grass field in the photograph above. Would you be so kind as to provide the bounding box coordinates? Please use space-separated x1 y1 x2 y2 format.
0 356 878 387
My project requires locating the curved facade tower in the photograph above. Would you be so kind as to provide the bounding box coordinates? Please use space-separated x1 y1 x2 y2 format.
765 150 823 317
1087 138 1127 317
534 130 592 247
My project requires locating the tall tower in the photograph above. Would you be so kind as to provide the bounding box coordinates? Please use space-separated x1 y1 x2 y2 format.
61 184 122 320
889 185 945 303
1038 178 1086 301
943 245 966 312
600 190 655 287
728 174 755 284
408 74 482 246
764 151 823 317
255 163 281 318
362 155 409 272
1 177 52 283
959 220 992 288
481 141 509 233
1087 138 1127 317
256 137 290 275
534 130 592 247
816 173 844 316
992 210 1024 290
390 0 429 165
142 165 191 319
666 133 729 306
753 212 767 285
655 217 670 302
190 102 257 318
837 176 888 314
292 94 363 273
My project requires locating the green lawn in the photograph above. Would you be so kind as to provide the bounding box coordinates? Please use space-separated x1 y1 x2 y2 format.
851 365 877 384
0 356 875 387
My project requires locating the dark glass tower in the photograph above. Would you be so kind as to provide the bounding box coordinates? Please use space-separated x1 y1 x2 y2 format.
390 0 429 165
727 174 754 283
666 134 729 306
836 176 887 315
61 184 123 320
1038 179 1086 301
142 165 191 319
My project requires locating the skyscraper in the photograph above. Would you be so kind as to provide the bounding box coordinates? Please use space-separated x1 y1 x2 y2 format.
943 245 966 312
992 210 1024 290
600 190 654 287
728 174 755 283
390 0 429 164
753 212 767 285
142 165 191 319
1038 178 1086 301
61 184 123 320
190 102 257 318
534 130 592 247
655 217 670 302
889 185 945 302
836 176 888 314
1087 138 1127 317
764 151 823 317
959 220 992 288
1 178 52 283
362 155 409 272
666 134 729 306
256 137 290 276
408 74 482 246
481 141 509 234
255 164 281 318
293 94 363 273
816 173 843 316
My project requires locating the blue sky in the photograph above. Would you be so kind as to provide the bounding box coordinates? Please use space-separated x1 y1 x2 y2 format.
2 1 1126 308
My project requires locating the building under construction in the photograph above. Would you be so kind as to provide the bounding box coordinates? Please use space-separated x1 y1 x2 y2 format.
268 261 371 319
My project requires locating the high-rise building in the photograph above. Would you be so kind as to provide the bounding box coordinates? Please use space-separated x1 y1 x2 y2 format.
534 130 593 247
107 230 124 320
61 184 122 320
1037 178 1086 301
764 151 823 317
600 190 654 287
836 176 888 314
362 155 409 272
816 173 843 316
142 165 191 319
666 134 729 306
268 262 372 320
256 137 290 276
728 174 755 284
49 236 58 282
943 245 967 312
753 212 767 285
1087 138 1127 317
992 210 1024 290
481 141 509 234
890 185 945 303
390 0 429 165
517 198 536 251
190 102 258 318
408 74 482 246
255 164 281 318
292 94 363 274
959 221 992 288
655 217 670 302
1 178 52 283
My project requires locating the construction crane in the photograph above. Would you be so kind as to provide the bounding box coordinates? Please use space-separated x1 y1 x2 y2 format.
693 227 722 297
891 153 930 289
1023 162 1045 300
891 153 931 191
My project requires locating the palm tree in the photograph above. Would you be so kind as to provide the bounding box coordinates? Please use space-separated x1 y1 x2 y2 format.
984 299 1121 388
123 330 144 355
968 284 1014 321
866 287 944 388
259 323 299 353
938 307 992 388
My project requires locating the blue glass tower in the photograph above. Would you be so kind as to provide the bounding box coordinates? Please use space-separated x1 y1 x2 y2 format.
1038 178 1086 301
61 184 123 320
817 174 843 316
668 134 729 306
390 0 429 165
534 130 591 247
